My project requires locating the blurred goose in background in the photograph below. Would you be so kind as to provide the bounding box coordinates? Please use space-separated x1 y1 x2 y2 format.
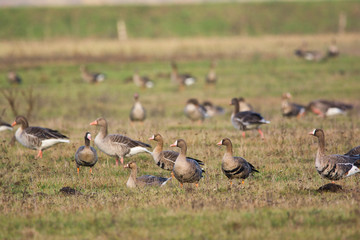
75 132 98 175
170 62 196 90
129 93 146 123
0 118 13 132
170 139 204 188
7 71 22 85
149 133 204 174
238 97 253 112
345 145 360 156
309 129 360 181
133 70 154 89
307 99 353 117
205 61 217 85
11 116 69 158
80 65 105 84
202 101 225 117
281 93 306 118
124 161 171 188
327 39 339 58
230 98 270 139
294 42 324 62
90 117 151 166
217 138 259 185
184 98 208 123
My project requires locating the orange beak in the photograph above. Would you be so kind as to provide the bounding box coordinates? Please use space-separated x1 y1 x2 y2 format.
11 121 16 127
308 131 314 135
217 140 222 146
90 120 97 126
148 136 154 140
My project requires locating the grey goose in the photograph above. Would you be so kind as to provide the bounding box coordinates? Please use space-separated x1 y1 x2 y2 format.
0 118 13 132
202 101 225 117
205 61 217 85
11 116 69 158
129 93 146 123
7 71 22 85
184 98 208 123
132 70 154 89
80 65 105 84
307 99 353 117
75 132 98 175
170 62 195 90
281 93 306 118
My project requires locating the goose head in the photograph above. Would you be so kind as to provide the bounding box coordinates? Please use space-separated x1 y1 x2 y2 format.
149 133 163 142
90 117 107 127
11 115 29 128
230 98 239 106
123 161 137 170
217 138 232 147
170 139 186 149
186 98 200 106
309 129 325 138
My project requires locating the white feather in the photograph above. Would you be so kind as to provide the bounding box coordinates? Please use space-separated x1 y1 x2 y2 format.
345 165 360 177
0 126 13 132
184 78 195 86
326 108 345 116
96 74 105 82
125 146 152 157
41 139 70 149
146 81 154 88
161 177 172 187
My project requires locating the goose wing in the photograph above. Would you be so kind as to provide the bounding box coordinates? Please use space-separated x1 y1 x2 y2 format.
108 134 150 148
234 111 266 124
24 127 68 140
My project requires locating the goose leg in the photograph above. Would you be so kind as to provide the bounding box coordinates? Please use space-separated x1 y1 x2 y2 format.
120 157 124 165
242 132 246 138
36 150 43 159
241 180 245 185
171 171 175 179
195 183 199 188
180 183 183 188
229 181 232 187
258 129 265 139
115 158 119 166
89 168 92 174
77 167 80 176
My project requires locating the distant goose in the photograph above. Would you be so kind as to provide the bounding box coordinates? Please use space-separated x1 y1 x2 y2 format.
75 132 98 175
149 133 204 174
170 139 204 188
307 99 353 117
281 93 306 118
130 93 146 123
238 97 253 112
294 42 324 62
217 138 259 185
11 116 69 158
184 98 207 123
327 39 339 58
90 117 151 166
202 101 225 117
133 70 154 89
171 62 196 90
205 61 217 85
345 146 360 156
7 71 22 85
309 129 360 181
230 98 270 139
124 161 171 188
0 118 13 132
80 65 105 84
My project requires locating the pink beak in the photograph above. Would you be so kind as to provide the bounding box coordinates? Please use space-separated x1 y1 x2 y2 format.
148 136 154 140
308 131 314 135
217 140 222 146
90 120 97 126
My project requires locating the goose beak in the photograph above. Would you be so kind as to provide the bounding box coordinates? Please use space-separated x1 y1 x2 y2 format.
170 140 177 147
148 135 154 140
90 120 97 126
123 164 128 169
11 121 16 127
216 140 222 146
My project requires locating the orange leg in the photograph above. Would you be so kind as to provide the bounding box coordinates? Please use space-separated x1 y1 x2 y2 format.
258 129 265 139
195 183 199 188
36 150 43 159
180 183 183 188
171 172 175 179
242 132 246 138
120 157 124 165
89 168 92 174
229 181 233 186
77 167 80 176
241 180 245 184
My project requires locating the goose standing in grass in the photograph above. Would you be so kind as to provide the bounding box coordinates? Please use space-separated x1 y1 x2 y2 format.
75 132 98 175
309 129 360 181
307 99 353 117
345 146 360 156
170 139 204 188
217 138 258 186
238 97 253 112
90 117 151 166
202 101 225 117
230 98 270 139
130 93 146 123
0 118 13 132
327 39 339 58
281 93 306 118
11 116 69 158
80 65 105 84
133 70 154 89
149 133 204 174
205 61 217 85
294 43 324 62
170 62 196 90
7 71 22 85
184 98 207 123
124 161 171 188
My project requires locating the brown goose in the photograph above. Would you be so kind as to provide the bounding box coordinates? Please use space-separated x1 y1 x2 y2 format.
90 117 151 166
281 93 306 118
184 98 208 123
217 138 258 185
205 61 217 85
309 129 360 181
11 116 69 158
202 101 225 117
170 62 196 90
307 99 353 117
238 97 253 112
133 70 154 89
80 65 105 84
170 139 204 188
327 39 339 58
129 93 146 123
0 118 13 132
230 98 270 139
345 146 360 156
294 43 324 62
149 133 204 173
7 71 22 85
75 132 98 175
124 161 171 188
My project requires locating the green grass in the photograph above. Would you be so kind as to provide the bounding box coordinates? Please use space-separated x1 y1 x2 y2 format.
1 1 360 40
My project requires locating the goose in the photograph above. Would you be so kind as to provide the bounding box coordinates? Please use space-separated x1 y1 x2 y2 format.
217 138 259 185
184 98 207 123
170 62 196 90
307 99 353 117
149 133 204 174
230 98 270 139
281 93 306 118
327 39 339 58
170 139 204 188
238 97 253 112
0 118 13 132
90 117 151 166
309 129 360 181
133 70 154 89
80 65 105 84
202 101 225 117
11 116 69 158
294 43 324 62
345 146 360 156
205 61 217 85
124 161 171 188
7 71 22 85
75 132 98 175
129 93 146 123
